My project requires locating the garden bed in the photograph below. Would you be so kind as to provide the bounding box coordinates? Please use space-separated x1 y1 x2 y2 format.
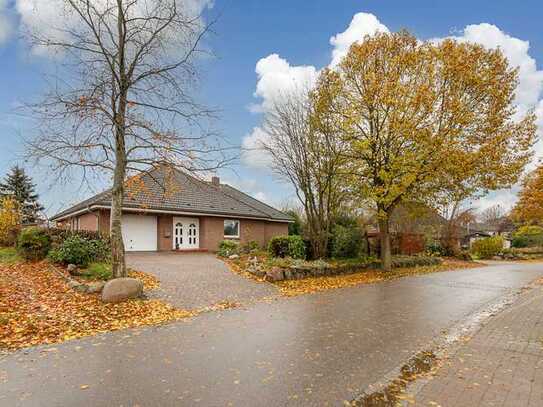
0 253 193 350
225 253 480 296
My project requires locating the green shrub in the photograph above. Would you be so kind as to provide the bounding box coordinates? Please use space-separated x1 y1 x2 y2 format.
268 236 290 258
287 235 306 259
330 224 364 258
512 226 543 248
84 262 112 280
471 236 504 259
48 235 110 266
16 227 51 261
240 240 260 254
268 235 306 259
425 241 445 257
218 240 239 257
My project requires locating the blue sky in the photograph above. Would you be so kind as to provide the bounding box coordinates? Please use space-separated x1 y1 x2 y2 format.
0 0 542 216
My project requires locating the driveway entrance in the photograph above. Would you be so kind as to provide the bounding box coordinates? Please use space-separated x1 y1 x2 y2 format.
126 252 278 309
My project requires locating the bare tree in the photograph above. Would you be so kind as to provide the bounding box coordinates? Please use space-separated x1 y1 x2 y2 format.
22 0 231 277
259 86 347 258
479 205 505 227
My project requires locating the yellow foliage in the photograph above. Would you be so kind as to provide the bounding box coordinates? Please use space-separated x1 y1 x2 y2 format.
312 31 536 214
0 196 21 246
512 164 543 225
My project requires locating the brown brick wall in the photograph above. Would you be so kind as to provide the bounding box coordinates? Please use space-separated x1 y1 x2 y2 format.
200 217 289 251
63 209 289 252
76 212 99 231
157 214 173 251
199 216 224 251
264 222 289 243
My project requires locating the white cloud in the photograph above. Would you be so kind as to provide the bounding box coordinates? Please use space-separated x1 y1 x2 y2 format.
253 53 319 112
0 0 13 44
329 12 389 68
241 126 272 168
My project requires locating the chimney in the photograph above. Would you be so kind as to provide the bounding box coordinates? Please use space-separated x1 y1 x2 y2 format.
211 176 220 186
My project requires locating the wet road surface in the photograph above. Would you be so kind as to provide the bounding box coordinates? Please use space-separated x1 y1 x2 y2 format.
1 262 542 406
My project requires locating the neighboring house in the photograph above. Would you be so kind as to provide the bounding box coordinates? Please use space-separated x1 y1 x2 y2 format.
50 165 292 252
460 221 513 249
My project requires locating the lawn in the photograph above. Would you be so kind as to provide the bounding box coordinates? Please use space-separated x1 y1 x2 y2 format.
0 247 21 264
0 254 191 350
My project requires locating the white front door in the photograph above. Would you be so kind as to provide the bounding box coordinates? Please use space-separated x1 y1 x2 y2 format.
173 217 199 250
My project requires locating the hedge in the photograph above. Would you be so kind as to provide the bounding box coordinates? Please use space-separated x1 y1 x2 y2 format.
268 235 305 259
471 236 504 259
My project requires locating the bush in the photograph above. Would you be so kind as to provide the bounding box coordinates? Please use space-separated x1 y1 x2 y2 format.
287 235 306 259
48 235 110 266
471 236 504 259
330 224 364 258
16 227 51 261
240 240 260 254
425 241 445 257
84 262 112 280
218 240 239 257
268 235 306 259
512 226 543 248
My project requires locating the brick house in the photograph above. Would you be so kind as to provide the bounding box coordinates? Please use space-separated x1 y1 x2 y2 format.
50 166 292 252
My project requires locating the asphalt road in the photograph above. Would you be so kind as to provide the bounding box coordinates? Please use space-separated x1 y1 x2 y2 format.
1 262 542 406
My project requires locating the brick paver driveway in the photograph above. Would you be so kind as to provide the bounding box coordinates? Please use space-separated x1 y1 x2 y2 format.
126 252 278 309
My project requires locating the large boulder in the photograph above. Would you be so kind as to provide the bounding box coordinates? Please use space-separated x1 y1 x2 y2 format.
101 278 143 303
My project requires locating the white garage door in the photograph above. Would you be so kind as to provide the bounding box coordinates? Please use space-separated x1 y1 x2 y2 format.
121 214 157 251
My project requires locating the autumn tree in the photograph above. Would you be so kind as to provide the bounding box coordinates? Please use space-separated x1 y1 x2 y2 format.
0 197 21 246
260 85 347 258
512 164 543 225
23 0 229 277
313 31 536 270
0 166 44 224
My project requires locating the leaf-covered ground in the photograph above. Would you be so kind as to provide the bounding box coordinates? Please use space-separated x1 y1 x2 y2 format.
0 262 193 350
274 259 483 296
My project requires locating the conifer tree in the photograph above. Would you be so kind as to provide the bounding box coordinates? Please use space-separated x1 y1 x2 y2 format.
0 166 44 224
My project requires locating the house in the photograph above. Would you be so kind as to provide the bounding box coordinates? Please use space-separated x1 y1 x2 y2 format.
50 165 292 252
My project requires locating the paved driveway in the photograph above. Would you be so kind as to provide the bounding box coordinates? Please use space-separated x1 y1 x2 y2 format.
126 252 278 309
2 262 543 406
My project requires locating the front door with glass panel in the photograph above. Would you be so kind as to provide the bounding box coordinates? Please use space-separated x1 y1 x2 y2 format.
173 217 199 250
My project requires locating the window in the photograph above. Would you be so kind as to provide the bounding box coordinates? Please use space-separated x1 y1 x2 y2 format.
224 219 240 238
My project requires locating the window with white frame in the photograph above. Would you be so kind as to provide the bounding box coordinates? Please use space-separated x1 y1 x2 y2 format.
224 219 240 238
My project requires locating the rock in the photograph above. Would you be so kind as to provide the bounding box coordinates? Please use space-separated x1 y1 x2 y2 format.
86 281 106 294
265 267 284 282
228 254 240 260
67 264 81 276
252 269 266 278
101 278 143 303
491 255 503 261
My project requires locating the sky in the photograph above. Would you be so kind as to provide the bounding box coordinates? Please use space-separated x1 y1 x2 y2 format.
0 0 542 216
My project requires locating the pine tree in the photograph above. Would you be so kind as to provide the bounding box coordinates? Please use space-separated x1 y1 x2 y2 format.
0 166 45 224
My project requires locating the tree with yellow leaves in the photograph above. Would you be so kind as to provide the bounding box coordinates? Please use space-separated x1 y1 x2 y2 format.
0 196 21 247
512 164 543 225
313 31 536 270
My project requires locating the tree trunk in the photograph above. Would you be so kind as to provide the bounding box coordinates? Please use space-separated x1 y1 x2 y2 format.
378 213 392 271
110 170 126 278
